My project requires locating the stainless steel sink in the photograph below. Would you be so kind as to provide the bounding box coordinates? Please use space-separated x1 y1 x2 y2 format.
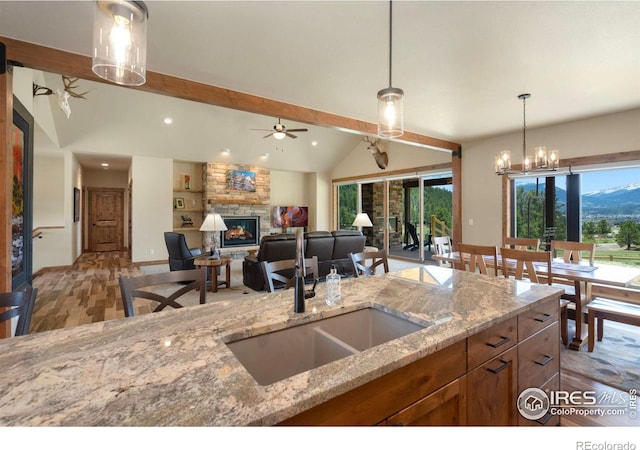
225 307 426 386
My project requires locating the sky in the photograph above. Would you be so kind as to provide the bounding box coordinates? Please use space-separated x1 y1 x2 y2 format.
554 167 640 193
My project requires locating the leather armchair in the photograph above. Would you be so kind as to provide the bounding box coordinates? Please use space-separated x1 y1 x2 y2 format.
164 232 202 271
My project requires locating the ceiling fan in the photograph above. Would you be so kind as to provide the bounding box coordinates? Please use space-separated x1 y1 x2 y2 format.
252 119 308 140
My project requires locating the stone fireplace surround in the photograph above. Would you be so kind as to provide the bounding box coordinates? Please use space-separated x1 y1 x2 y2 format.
203 162 275 258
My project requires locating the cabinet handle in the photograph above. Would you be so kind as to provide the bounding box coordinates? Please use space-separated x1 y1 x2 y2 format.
486 336 510 349
534 313 553 323
534 354 554 366
486 359 511 374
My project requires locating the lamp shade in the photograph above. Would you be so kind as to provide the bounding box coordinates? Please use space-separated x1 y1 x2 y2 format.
352 213 373 228
92 0 149 86
200 213 228 232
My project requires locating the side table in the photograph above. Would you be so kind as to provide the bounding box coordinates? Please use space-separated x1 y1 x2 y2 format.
194 256 232 293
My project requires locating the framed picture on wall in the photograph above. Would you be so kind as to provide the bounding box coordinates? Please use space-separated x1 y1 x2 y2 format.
175 198 185 209
73 188 80 222
11 97 34 290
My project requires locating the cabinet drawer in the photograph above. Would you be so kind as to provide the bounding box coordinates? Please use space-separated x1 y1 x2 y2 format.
518 297 559 340
467 316 517 369
467 347 518 426
280 339 466 425
518 373 560 426
518 321 559 391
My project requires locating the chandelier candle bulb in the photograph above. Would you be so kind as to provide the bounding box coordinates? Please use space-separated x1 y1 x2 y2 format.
535 146 548 168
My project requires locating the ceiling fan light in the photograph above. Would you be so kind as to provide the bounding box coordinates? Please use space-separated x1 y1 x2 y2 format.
92 0 148 86
273 131 286 140
377 87 404 138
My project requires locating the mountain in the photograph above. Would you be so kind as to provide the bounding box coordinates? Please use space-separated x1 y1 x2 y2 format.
518 182 640 220
582 183 640 218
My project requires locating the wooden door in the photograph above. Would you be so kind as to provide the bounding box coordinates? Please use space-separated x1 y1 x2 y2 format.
89 188 124 252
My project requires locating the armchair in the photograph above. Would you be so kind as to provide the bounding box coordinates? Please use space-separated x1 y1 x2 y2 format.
164 232 203 271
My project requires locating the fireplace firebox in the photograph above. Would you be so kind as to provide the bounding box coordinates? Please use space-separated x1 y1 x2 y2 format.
221 216 260 248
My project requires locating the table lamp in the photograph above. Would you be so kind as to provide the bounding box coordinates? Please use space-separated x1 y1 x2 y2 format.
200 213 228 259
352 212 373 228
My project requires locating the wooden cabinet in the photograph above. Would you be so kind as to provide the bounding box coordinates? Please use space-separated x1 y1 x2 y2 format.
279 297 561 426
280 340 466 426
467 347 518 425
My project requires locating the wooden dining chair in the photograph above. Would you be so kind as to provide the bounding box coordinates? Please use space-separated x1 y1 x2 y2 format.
500 247 552 285
504 236 540 251
551 240 596 266
119 269 206 317
262 256 319 292
500 247 568 344
432 236 453 267
457 243 498 276
349 249 389 277
0 287 38 337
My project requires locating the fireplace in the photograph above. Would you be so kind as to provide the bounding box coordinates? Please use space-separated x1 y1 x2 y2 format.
221 216 260 248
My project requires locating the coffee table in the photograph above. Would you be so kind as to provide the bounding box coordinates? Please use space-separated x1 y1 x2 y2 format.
194 256 232 293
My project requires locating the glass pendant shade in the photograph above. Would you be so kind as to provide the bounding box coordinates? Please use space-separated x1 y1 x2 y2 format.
377 87 404 138
495 150 511 174
92 0 149 86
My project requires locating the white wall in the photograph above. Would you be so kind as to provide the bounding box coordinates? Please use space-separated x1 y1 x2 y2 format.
461 108 640 246
131 155 173 263
270 169 309 205
331 140 452 180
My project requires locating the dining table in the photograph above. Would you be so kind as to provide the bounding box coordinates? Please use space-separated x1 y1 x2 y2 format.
432 251 640 350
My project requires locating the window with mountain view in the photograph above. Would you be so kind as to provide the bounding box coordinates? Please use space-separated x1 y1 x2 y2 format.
513 166 640 267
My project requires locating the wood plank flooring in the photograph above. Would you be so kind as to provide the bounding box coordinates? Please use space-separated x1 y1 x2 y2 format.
30 251 637 426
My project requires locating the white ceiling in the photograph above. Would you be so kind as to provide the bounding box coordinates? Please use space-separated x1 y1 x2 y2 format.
1 1 640 173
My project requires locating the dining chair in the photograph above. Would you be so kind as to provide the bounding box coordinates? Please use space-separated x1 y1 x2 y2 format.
262 256 319 292
457 243 498 276
550 240 596 302
432 236 453 267
119 269 206 317
500 247 569 345
349 249 389 277
0 287 38 337
503 236 540 251
550 240 597 341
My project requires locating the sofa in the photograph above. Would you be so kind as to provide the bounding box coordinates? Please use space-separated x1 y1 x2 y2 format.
242 230 366 291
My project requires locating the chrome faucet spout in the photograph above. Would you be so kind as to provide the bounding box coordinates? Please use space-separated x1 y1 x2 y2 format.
294 228 306 313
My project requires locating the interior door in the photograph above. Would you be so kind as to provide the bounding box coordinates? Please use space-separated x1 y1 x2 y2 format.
89 188 124 252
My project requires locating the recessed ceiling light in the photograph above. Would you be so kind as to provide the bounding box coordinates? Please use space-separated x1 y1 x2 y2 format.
163 117 173 125
311 141 318 146
222 148 231 154
101 163 109 169
262 153 270 159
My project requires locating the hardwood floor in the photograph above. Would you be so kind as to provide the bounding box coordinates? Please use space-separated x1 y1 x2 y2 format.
30 251 637 426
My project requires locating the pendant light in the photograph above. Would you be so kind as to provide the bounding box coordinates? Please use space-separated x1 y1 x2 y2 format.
377 0 404 138
92 0 149 86
495 94 559 175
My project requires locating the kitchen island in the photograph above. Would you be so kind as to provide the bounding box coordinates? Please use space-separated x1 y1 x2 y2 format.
0 266 563 426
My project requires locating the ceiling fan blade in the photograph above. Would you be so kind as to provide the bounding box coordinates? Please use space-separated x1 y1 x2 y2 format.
262 133 274 139
286 128 308 133
250 128 272 132
284 132 298 139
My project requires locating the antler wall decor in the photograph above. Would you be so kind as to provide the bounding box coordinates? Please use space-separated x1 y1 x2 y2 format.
32 75 89 119
363 136 389 170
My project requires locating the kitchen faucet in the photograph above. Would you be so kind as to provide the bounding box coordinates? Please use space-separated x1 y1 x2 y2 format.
294 228 306 313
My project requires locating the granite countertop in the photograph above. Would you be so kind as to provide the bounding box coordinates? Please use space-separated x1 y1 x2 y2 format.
0 266 563 426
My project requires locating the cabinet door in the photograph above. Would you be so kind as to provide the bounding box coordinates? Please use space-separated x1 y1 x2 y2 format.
467 347 518 426
383 376 467 426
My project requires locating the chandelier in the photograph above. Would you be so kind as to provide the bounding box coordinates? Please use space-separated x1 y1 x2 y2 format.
495 94 559 175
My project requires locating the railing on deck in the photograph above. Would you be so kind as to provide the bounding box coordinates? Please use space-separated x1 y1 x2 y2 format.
431 215 451 239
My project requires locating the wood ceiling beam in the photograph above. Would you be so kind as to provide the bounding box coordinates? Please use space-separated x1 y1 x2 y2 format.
1 36 460 152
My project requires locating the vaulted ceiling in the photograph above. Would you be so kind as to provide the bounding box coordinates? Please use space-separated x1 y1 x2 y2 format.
1 1 639 173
